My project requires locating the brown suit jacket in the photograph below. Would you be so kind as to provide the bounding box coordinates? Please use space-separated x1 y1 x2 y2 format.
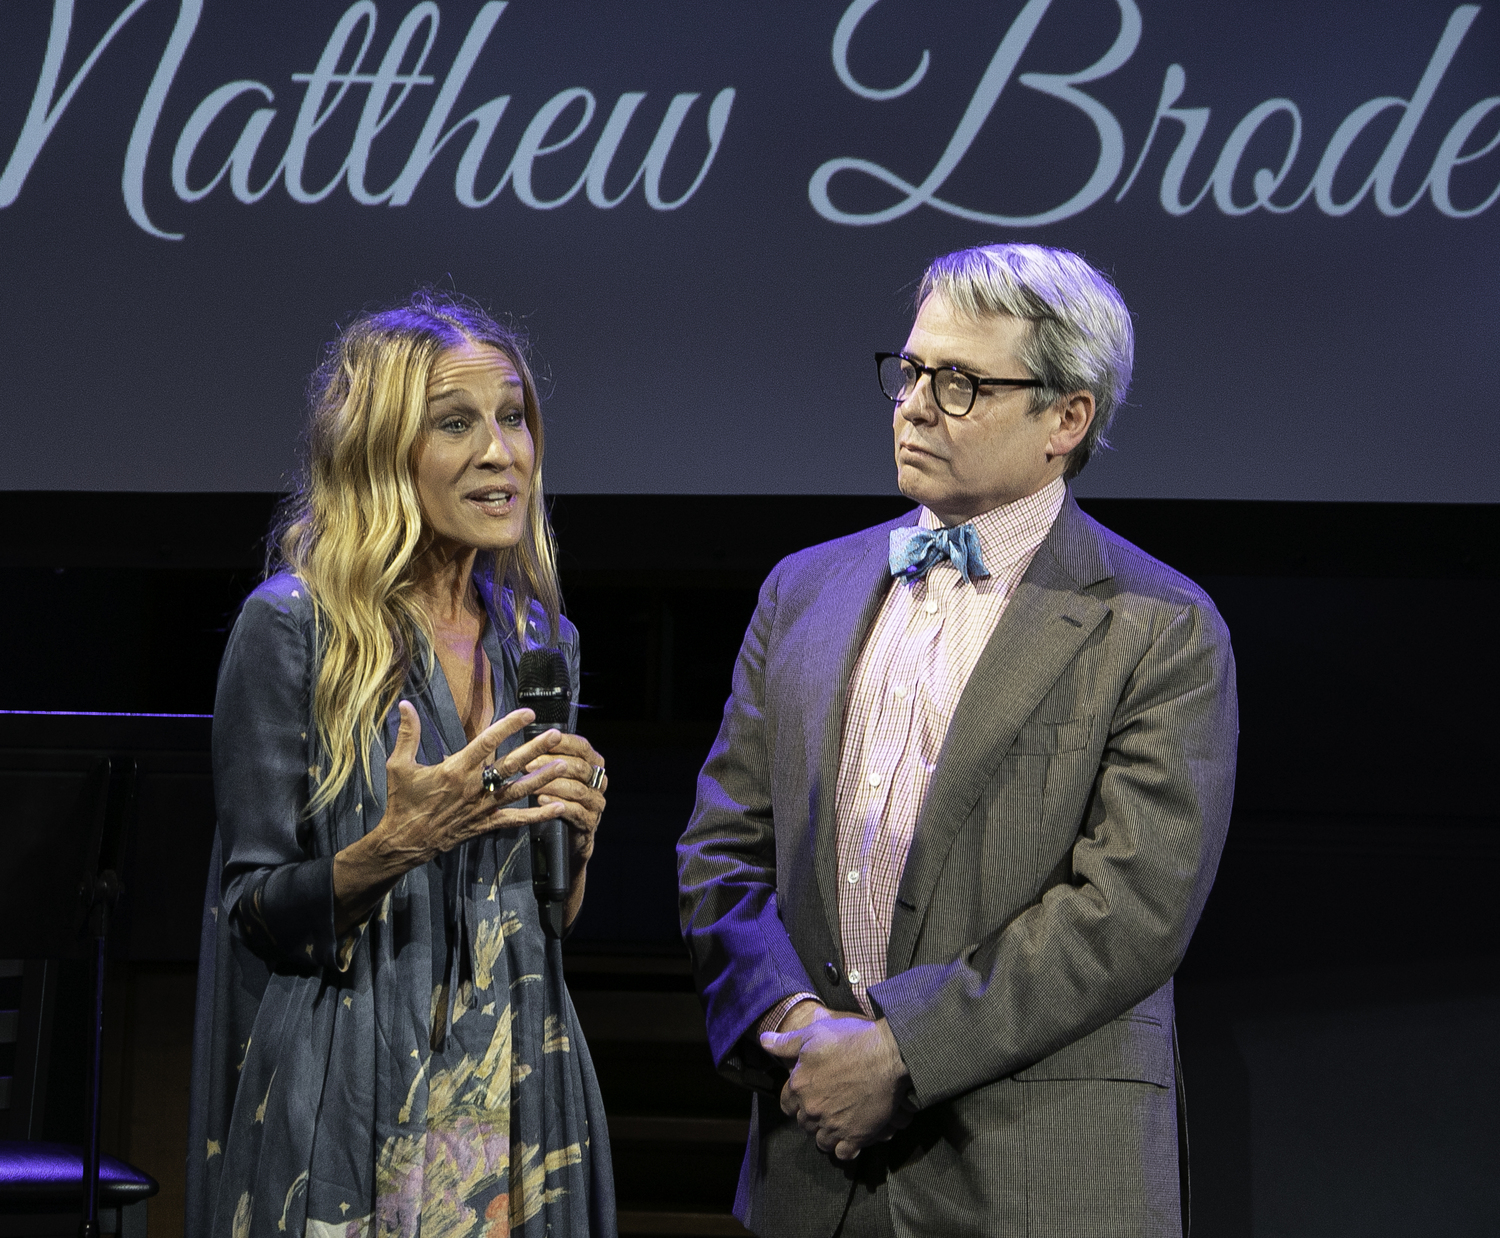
677 493 1238 1237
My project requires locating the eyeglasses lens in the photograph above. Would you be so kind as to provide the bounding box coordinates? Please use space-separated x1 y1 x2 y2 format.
934 369 975 415
879 356 976 415
879 355 915 403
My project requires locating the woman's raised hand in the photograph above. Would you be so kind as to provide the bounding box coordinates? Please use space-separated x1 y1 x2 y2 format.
332 702 568 931
379 702 570 861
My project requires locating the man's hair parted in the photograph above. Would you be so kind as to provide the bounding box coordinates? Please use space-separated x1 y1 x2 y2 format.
918 243 1134 478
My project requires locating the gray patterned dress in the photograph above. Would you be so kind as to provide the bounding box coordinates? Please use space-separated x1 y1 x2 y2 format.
186 572 615 1237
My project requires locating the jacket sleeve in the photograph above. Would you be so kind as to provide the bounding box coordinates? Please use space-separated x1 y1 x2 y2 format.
869 598 1238 1108
212 586 342 972
677 564 820 1086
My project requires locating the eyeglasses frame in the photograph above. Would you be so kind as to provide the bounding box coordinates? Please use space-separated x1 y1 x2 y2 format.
875 351 1050 418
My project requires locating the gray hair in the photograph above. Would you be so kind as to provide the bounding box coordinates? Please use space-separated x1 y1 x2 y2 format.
917 243 1134 478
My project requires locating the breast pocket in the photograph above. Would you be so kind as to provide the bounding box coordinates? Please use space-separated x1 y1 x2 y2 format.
1008 717 1093 756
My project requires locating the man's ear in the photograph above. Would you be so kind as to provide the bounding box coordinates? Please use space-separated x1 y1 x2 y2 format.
1046 391 1095 462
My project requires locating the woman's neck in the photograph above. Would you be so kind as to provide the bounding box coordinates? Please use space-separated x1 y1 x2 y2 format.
410 538 483 625
411 538 495 739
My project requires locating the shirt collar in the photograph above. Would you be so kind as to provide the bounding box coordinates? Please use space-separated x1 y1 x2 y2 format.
919 476 1067 578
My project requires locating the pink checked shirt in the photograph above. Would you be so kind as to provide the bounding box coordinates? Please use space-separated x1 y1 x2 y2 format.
763 478 1066 1030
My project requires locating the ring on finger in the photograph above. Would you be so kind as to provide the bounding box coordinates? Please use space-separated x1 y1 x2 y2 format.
481 763 521 798
587 764 606 791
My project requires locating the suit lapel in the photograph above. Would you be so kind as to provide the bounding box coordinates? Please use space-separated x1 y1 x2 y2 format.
801 518 915 952
885 497 1113 974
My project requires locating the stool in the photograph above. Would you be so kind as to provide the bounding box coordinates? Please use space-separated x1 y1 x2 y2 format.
0 1141 157 1237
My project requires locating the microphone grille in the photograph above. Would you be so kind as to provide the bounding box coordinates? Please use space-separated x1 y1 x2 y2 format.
517 648 571 725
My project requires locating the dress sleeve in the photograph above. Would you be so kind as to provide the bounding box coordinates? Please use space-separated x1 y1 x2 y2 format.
212 584 341 972
562 619 581 733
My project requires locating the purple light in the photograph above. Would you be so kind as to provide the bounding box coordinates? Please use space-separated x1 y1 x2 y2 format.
0 1140 155 1189
0 710 211 719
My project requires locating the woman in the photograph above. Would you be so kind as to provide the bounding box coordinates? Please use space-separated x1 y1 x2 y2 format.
186 293 615 1237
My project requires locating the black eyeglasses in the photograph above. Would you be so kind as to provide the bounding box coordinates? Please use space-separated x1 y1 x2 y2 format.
876 351 1048 418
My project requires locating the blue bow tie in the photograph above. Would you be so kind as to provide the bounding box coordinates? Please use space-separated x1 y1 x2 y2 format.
889 524 990 585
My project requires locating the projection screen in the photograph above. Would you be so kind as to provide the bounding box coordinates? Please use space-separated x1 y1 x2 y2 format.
1 0 1496 500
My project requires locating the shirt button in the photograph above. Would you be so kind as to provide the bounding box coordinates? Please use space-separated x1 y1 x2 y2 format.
847 969 862 985
924 599 938 615
846 869 860 884
892 684 907 699
867 772 882 788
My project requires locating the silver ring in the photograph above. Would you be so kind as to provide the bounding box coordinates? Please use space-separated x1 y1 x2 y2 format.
587 765 606 791
482 764 519 798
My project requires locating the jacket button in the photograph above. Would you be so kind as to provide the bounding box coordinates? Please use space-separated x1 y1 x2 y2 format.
824 961 842 984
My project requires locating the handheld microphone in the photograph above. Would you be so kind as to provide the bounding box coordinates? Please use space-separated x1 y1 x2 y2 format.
517 648 571 939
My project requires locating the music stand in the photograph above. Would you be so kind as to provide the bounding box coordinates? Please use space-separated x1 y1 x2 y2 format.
0 752 157 1236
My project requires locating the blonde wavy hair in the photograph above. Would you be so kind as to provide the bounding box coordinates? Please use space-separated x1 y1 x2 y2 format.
269 291 561 812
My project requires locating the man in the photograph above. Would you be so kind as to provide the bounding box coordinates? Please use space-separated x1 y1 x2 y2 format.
677 243 1237 1237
